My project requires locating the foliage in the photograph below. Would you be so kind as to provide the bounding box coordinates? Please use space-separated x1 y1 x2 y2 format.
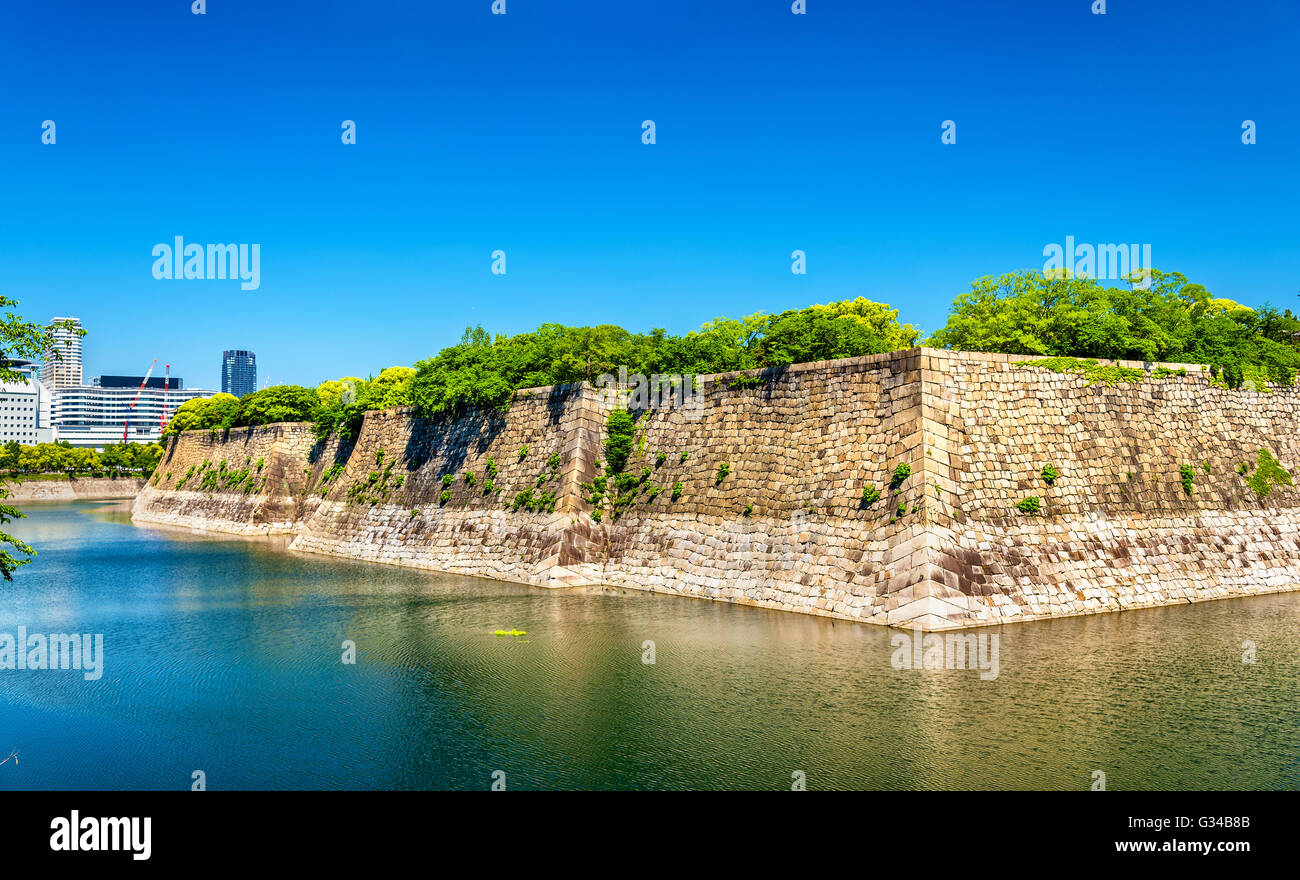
727 374 768 390
890 463 911 489
165 393 242 436
1179 464 1196 495
1016 496 1042 515
752 298 919 367
407 299 915 419
511 487 557 513
715 463 730 484
0 290 62 576
234 385 320 428
1015 357 1145 386
1247 449 1293 499
861 485 881 506
604 409 636 474
671 482 683 501
1041 464 1059 485
932 270 1300 385
0 440 162 479
312 367 415 441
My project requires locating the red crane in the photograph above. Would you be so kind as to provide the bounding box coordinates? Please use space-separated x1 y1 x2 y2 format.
122 359 157 442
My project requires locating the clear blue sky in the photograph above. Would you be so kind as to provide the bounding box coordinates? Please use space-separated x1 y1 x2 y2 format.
1 0 1296 389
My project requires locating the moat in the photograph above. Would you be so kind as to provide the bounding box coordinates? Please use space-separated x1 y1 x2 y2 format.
2 500 1298 790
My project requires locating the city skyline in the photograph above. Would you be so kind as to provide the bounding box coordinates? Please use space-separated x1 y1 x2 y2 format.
3 1 1296 390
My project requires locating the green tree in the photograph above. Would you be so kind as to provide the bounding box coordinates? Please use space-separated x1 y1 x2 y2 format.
0 299 84 580
234 385 320 427
100 443 131 473
164 393 241 436
755 298 918 367
930 269 1300 384
0 441 19 473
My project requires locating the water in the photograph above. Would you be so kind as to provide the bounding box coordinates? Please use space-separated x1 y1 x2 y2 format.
1 500 1298 790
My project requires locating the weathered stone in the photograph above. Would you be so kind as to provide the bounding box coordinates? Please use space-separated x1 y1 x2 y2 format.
132 349 1300 631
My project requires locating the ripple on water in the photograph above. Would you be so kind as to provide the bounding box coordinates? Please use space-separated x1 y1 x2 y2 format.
3 502 1300 790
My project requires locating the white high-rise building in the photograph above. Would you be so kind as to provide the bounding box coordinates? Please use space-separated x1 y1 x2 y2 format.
41 316 84 388
0 360 55 446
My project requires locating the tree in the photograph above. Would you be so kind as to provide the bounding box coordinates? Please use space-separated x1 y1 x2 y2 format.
405 300 919 422
755 298 918 367
163 393 241 437
929 269 1300 384
233 385 320 427
0 441 19 473
100 443 131 473
0 297 84 580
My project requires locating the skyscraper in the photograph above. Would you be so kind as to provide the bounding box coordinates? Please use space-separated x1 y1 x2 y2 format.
41 316 83 388
222 350 257 398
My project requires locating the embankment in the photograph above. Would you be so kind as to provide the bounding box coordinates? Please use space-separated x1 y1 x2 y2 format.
7 477 146 501
132 348 1300 629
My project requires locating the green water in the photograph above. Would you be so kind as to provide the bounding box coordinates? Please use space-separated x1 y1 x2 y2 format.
1 500 1297 790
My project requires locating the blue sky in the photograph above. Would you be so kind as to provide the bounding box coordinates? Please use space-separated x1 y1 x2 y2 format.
1 0 1296 389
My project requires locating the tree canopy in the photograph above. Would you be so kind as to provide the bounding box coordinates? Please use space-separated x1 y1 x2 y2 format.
233 385 319 427
929 270 1300 385
407 298 918 418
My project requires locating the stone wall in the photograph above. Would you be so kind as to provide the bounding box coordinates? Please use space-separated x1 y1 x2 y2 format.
132 422 331 535
7 477 146 501
131 348 1300 629
916 349 1300 628
287 384 603 584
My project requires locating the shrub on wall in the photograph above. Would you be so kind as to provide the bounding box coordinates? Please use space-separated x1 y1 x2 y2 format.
1247 449 1293 499
890 463 911 488
604 410 636 475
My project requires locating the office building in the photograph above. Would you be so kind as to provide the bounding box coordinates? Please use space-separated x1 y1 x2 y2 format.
0 360 55 445
51 382 215 447
222 350 256 398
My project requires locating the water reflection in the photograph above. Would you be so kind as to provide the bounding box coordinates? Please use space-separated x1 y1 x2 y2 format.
0 501 1297 790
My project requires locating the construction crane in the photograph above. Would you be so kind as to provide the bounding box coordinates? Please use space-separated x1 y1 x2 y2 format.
158 364 171 431
122 359 157 442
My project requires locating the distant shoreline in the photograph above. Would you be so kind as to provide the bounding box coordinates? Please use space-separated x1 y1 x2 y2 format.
5 477 145 501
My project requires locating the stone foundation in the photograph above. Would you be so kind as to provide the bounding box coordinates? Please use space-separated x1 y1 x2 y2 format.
132 348 1300 629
